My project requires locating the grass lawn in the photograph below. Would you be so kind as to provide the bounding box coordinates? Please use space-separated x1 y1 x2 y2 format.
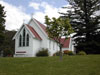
0 55 100 75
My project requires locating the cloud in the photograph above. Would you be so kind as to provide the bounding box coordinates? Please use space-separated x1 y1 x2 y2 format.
0 1 30 30
29 1 61 24
29 2 40 10
33 12 45 24
40 2 60 18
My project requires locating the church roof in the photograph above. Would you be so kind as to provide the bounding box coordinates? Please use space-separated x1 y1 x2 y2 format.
60 38 70 48
27 25 42 40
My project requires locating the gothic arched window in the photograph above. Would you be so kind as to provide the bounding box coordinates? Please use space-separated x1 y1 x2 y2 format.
19 34 22 47
26 34 29 46
23 29 26 46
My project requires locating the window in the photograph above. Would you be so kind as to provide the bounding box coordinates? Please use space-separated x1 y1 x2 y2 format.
23 29 26 46
26 34 29 46
19 28 30 47
19 34 22 47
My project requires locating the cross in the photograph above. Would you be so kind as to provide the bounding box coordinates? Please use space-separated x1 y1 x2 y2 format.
31 13 34 18
23 19 25 24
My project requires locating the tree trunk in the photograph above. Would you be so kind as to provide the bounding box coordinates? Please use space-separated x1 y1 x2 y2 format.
59 45 63 61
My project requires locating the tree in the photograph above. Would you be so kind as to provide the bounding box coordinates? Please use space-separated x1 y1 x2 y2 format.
62 0 100 54
1 30 16 57
45 15 73 60
0 4 6 54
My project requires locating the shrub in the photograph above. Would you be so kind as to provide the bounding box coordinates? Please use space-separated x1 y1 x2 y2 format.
63 50 74 55
63 50 69 55
53 51 60 56
67 51 74 55
77 51 87 55
3 48 13 57
36 48 49 57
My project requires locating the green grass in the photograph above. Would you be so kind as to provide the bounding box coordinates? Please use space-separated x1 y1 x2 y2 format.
0 55 100 75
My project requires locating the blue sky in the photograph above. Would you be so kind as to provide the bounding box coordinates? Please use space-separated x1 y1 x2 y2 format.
5 0 68 14
0 0 68 30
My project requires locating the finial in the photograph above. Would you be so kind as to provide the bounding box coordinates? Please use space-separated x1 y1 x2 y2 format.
23 19 25 24
31 13 34 18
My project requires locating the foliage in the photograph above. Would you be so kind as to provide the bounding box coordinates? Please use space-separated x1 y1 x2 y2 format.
45 16 73 59
0 4 6 47
77 51 87 55
0 55 100 75
63 50 69 55
45 16 73 40
36 48 49 57
62 0 100 54
67 51 74 55
0 30 16 57
63 50 74 55
3 48 13 57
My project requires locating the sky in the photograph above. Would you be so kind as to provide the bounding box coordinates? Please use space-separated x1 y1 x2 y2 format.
0 0 68 30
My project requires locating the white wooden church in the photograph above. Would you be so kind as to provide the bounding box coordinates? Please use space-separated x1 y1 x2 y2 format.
13 17 74 57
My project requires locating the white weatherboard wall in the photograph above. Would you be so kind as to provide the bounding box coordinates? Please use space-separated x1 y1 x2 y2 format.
32 39 41 56
14 26 34 57
69 38 74 52
48 39 60 56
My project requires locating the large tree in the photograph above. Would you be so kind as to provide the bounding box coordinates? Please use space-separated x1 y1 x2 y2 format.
45 16 73 60
62 0 100 54
0 30 16 57
0 4 6 53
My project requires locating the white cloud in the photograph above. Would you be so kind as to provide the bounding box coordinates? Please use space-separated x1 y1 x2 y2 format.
0 1 30 30
29 1 61 24
33 12 45 24
29 2 40 10
40 2 60 18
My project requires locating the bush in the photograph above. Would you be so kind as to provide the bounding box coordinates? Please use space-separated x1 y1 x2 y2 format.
36 48 49 57
77 51 87 55
67 51 74 55
63 50 69 55
53 51 60 56
3 48 13 57
63 50 74 55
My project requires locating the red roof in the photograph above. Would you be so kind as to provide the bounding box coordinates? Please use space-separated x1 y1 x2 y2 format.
34 19 48 35
27 25 42 40
60 38 70 48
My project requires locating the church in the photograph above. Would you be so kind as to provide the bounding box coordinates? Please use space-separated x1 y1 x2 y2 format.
13 17 74 57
